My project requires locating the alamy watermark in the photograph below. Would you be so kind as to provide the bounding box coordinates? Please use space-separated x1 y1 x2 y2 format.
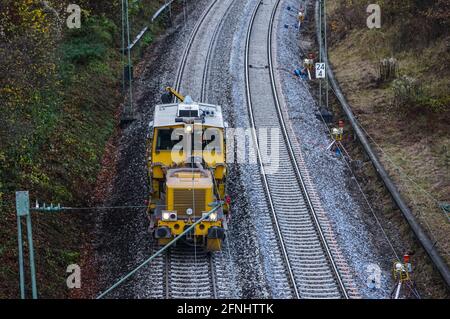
66 264 81 289
165 126 280 175
66 4 81 29
366 4 381 29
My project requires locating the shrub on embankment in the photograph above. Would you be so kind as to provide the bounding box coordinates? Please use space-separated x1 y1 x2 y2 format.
329 0 450 114
0 0 167 298
326 0 450 297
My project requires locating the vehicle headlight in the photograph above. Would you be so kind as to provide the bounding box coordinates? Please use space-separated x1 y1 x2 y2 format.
185 124 193 134
162 211 177 221
209 212 218 222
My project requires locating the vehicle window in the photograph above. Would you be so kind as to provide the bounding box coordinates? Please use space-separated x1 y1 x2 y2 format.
202 128 222 153
156 128 222 152
156 129 182 151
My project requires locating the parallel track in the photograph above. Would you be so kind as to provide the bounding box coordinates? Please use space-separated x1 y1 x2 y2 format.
244 0 348 299
200 0 237 102
173 0 219 94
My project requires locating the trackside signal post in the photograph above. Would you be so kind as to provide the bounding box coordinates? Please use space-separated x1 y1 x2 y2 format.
121 0 135 124
16 191 66 299
391 253 420 299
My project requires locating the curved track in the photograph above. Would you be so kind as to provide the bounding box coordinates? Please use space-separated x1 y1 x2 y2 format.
174 0 237 101
154 0 238 299
165 246 216 298
244 0 349 299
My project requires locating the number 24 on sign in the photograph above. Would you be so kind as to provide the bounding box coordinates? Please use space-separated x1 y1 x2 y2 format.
315 63 326 79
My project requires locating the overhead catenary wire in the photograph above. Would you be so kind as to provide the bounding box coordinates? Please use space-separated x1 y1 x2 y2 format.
202 0 238 285
32 205 155 212
191 136 198 297
168 0 229 298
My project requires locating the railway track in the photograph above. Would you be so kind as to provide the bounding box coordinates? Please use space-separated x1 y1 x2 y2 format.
152 0 238 299
165 245 217 298
174 0 237 100
244 0 349 299
201 0 237 102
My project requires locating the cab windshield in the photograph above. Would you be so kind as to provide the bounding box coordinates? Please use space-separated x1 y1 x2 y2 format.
155 128 222 153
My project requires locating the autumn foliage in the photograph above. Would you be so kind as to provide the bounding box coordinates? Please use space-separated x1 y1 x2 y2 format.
331 0 450 48
0 0 123 298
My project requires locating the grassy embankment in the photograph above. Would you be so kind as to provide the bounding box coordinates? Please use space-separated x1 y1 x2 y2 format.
0 0 169 298
325 1 449 297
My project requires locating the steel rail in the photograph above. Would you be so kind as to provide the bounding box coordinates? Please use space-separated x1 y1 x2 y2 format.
96 204 222 299
209 254 218 299
201 0 238 102
267 0 348 298
164 246 217 298
174 0 221 94
245 0 349 298
162 0 236 299
244 0 300 299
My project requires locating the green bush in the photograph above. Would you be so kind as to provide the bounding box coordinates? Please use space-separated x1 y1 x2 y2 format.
392 76 422 108
417 95 450 113
62 17 117 65
391 76 449 113
63 41 107 65
141 32 153 47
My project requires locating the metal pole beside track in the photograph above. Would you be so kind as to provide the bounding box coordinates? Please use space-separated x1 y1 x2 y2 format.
14 192 223 299
121 0 126 95
324 0 329 109
26 211 38 299
125 0 134 115
16 191 38 299
318 0 322 109
16 206 25 299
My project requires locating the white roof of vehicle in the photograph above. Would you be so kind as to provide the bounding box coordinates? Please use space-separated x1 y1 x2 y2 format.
153 102 225 128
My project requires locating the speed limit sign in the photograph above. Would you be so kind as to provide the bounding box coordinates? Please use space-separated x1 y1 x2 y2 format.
315 63 326 79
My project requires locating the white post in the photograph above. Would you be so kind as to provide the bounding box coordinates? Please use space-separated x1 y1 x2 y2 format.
394 281 402 299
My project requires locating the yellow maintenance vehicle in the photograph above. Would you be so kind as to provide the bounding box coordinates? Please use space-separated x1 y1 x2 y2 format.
146 88 229 251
